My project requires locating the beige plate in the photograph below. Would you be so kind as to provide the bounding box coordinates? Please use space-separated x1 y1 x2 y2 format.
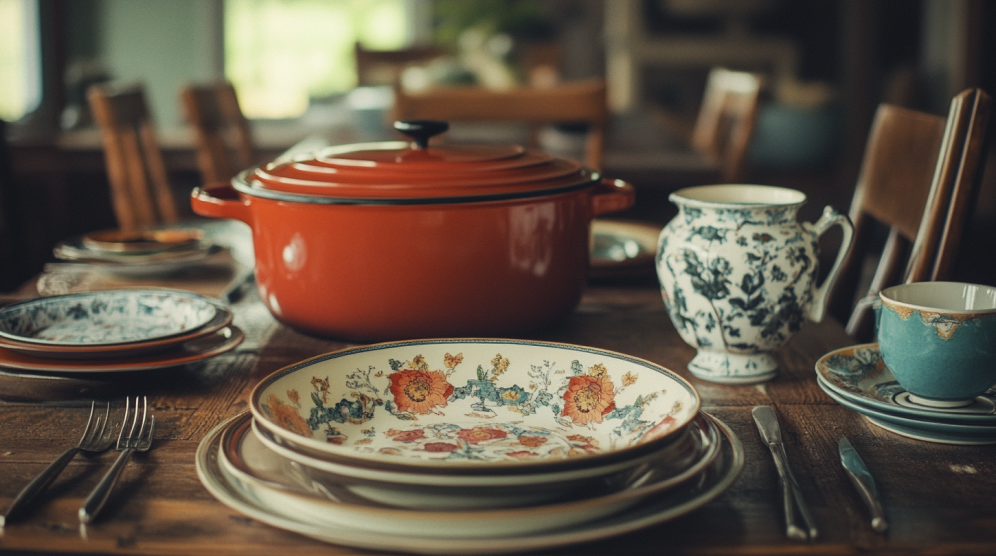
196 411 744 555
219 411 721 534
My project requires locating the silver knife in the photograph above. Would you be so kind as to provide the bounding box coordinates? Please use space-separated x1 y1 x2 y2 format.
839 437 889 532
752 405 819 541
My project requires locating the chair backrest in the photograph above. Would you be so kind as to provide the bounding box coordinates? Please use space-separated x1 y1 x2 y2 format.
689 68 763 183
906 88 993 282
0 118 16 291
180 81 255 185
829 88 993 341
392 80 609 170
87 82 179 231
355 42 448 87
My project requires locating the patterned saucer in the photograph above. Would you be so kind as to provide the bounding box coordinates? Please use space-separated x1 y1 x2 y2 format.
196 411 744 555
818 377 996 445
815 343 996 425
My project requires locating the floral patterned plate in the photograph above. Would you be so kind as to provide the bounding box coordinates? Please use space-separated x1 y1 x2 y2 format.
250 339 701 473
249 412 719 509
0 289 218 346
0 306 232 360
220 412 720 530
196 411 743 554
815 344 996 424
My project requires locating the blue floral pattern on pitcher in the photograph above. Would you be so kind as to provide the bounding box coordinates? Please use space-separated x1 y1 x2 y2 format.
656 185 853 383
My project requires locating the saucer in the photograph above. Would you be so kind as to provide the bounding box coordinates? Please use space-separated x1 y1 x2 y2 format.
196 411 744 554
815 343 996 424
818 377 996 445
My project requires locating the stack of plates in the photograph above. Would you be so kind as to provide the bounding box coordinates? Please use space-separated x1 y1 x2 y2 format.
0 289 243 373
54 228 221 276
816 343 996 445
197 339 744 554
589 220 662 279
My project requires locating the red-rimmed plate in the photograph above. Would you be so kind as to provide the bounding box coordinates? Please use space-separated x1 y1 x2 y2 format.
0 306 233 359
0 326 243 373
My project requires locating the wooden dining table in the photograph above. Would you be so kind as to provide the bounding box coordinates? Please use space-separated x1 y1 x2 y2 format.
1 267 995 556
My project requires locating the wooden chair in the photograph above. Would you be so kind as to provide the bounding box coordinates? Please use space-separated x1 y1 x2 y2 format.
828 88 993 341
87 82 179 231
355 42 447 87
181 81 256 184
0 118 16 291
689 67 764 183
392 79 608 170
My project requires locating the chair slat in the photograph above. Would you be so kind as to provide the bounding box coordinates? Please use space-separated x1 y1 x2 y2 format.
88 83 179 231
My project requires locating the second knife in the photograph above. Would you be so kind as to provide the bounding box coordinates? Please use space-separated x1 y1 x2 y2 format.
839 437 889 532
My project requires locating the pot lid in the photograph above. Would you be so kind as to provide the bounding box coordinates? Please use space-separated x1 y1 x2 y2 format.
235 120 598 204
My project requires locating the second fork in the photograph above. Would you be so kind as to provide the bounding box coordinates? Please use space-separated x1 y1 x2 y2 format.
78 396 156 524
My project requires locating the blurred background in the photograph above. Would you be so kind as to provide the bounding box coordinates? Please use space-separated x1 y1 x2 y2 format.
1 0 995 290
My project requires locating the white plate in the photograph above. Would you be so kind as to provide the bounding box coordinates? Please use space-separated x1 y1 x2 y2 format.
218 412 721 534
0 289 217 346
196 411 743 554
251 339 700 474
243 411 720 510
589 219 662 278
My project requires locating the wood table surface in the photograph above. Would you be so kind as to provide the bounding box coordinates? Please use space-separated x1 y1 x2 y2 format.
1 282 995 556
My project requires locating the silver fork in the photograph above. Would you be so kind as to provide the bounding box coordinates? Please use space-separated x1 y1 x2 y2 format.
78 396 156 524
1 402 115 526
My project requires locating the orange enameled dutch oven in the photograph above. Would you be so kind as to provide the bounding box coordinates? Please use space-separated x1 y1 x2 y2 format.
190 121 635 341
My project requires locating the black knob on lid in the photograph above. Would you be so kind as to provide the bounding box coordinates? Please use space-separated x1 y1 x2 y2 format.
394 120 449 149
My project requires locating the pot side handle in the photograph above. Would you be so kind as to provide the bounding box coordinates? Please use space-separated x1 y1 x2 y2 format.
804 205 854 323
190 183 253 226
591 178 636 217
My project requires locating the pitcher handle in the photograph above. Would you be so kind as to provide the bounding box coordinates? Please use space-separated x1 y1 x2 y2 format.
804 205 854 322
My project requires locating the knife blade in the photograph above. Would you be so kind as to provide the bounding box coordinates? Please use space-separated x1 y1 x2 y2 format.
752 405 819 541
839 437 889 532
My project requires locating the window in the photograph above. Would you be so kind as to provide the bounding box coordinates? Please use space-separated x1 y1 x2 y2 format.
0 0 42 122
225 0 409 119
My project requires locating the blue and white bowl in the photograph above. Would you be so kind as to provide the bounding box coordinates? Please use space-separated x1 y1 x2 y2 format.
0 289 218 346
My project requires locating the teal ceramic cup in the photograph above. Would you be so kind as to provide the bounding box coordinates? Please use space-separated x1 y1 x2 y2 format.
878 282 996 408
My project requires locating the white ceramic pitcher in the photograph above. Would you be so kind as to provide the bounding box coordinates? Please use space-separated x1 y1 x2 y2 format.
656 184 854 383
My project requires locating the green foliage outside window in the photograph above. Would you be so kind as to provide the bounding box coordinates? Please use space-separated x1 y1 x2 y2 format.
225 0 407 119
